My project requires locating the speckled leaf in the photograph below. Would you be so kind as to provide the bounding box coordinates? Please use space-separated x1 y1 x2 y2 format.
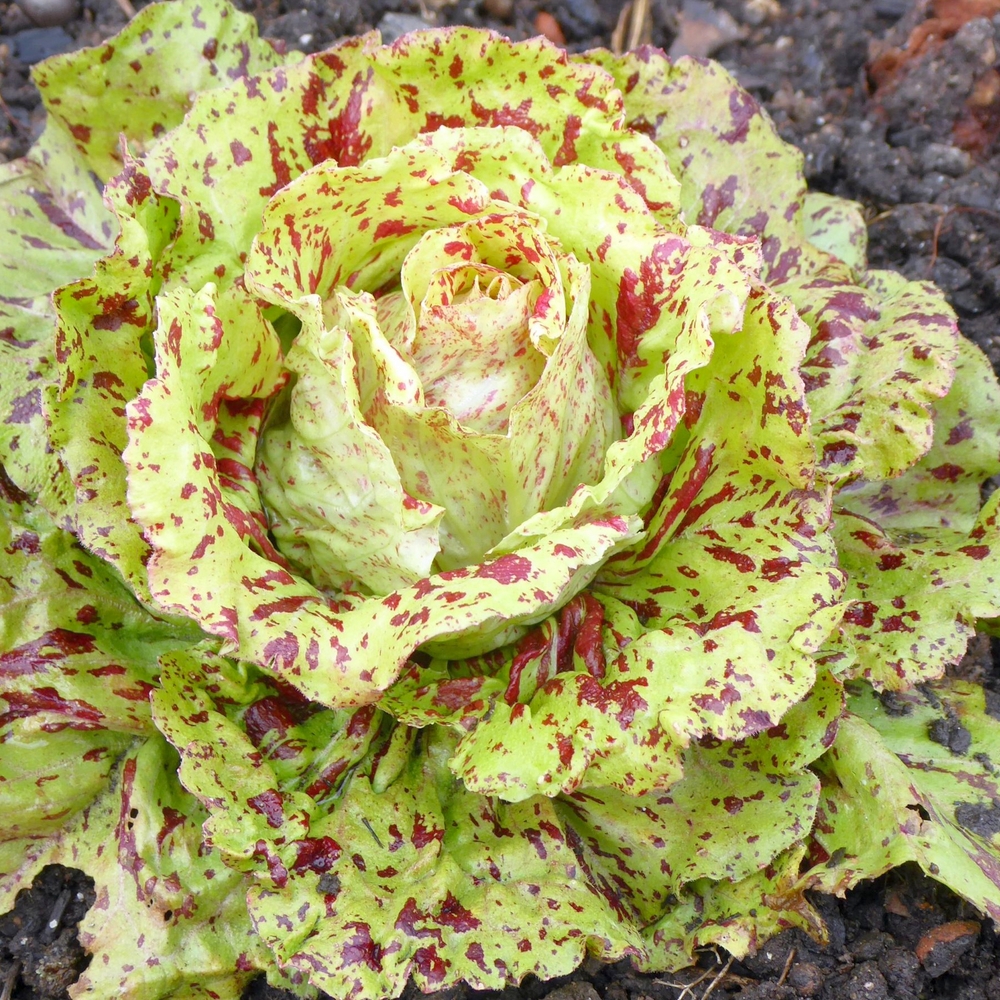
0 299 72 510
0 484 202 739
806 680 1000 922
1 0 284 303
45 158 180 596
642 845 825 971
801 191 868 275
0 141 112 303
797 269 959 485
838 334 1000 534
828 489 1000 689
580 49 822 284
582 48 958 488
551 668 841 929
138 27 680 294
33 0 287 184
238 732 638 997
0 735 272 1000
0 479 203 884
152 651 639 996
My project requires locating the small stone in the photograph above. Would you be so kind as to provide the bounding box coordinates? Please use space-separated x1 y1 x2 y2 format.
742 0 781 26
14 0 76 28
376 12 434 42
544 984 601 1000
481 0 514 21
920 143 972 178
787 962 824 997
669 0 745 59
953 17 996 66
915 919 980 977
846 962 888 1000
11 25 73 64
534 11 566 45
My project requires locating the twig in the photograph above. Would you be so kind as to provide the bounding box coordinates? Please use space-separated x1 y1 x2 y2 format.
0 961 20 1000
700 955 734 1000
628 0 650 51
114 0 137 18
610 0 651 55
360 816 384 849
40 888 72 944
611 2 631 55
0 93 21 132
776 947 796 987
654 966 712 1000
928 204 1000 275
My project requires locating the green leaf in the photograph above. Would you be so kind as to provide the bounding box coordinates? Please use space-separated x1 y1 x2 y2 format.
0 736 271 1000
828 488 1000 689
801 191 868 275
45 158 179 596
0 485 202 739
642 845 826 971
839 334 1000 534
806 680 1000 922
798 269 959 485
33 0 287 184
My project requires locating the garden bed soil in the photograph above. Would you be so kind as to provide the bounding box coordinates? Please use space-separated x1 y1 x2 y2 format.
4 0 1000 997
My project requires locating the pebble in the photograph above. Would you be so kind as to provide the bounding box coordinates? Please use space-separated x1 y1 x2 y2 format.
11 25 73 63
376 11 434 42
916 920 980 978
953 17 996 66
481 0 514 20
921 142 972 177
14 0 76 28
534 11 565 45
787 961 824 996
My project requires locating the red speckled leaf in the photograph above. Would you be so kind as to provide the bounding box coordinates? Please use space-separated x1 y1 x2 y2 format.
825 492 1000 690
796 269 959 485
839 335 1000 533
45 158 180 597
1 735 273 1000
805 680 1000 924
33 0 286 184
0 481 203 878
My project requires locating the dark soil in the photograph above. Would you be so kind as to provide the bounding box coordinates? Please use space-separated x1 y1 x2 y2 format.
4 0 1000 998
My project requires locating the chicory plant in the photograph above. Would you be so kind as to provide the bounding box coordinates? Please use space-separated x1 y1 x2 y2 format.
3 2 1000 997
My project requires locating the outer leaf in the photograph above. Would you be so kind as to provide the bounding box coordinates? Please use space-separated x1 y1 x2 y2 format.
801 191 868 275
153 651 639 997
246 735 642 998
45 158 179 594
643 845 826 971
0 481 203 879
0 484 201 740
581 49 817 284
0 300 73 509
828 491 1000 689
585 48 959 487
0 736 271 1000
806 680 1000 922
839 334 1000 533
797 269 959 484
33 0 287 184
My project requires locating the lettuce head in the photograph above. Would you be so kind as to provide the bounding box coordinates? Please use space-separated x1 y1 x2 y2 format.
4 3 1000 997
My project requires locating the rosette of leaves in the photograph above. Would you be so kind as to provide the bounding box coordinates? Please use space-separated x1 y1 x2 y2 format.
3 2 1000 997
